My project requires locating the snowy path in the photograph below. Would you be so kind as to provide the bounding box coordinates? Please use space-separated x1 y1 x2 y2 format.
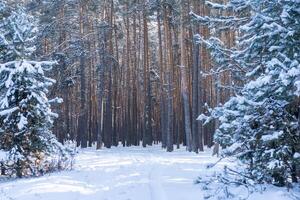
0 146 298 200
0 146 216 200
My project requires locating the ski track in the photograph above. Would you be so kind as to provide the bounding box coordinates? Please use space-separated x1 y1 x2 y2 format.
0 145 297 200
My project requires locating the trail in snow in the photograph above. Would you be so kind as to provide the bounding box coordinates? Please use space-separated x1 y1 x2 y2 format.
0 146 298 200
0 146 213 200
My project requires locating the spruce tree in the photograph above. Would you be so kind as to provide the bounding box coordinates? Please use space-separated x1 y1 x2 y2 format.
195 0 300 192
0 3 71 177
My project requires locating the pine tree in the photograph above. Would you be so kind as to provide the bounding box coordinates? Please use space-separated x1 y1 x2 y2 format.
196 0 300 193
0 3 72 178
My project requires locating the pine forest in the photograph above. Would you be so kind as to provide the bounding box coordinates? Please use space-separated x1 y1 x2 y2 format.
0 0 299 200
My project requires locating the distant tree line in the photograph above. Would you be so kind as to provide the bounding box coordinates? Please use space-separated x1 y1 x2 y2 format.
18 0 235 153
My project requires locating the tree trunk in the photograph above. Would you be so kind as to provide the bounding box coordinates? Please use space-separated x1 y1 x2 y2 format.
180 0 192 152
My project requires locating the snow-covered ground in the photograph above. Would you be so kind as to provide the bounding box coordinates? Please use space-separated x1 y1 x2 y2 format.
0 145 299 200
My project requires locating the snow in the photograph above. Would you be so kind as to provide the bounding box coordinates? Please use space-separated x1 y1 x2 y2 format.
225 142 242 153
294 153 300 159
49 97 64 104
0 150 8 161
0 145 298 200
261 131 284 141
0 107 18 116
17 114 28 130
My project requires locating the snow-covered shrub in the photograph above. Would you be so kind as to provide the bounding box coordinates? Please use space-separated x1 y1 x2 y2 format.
194 0 300 196
196 165 257 200
0 3 73 178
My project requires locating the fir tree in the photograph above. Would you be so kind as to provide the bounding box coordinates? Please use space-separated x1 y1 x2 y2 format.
195 0 300 194
0 3 72 178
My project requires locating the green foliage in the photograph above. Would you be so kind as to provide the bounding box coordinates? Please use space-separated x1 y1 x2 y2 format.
0 2 72 178
197 0 300 190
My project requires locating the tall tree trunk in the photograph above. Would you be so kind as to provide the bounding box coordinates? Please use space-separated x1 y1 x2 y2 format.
157 7 167 149
78 3 87 148
164 5 174 152
191 38 199 153
180 0 192 152
143 9 152 147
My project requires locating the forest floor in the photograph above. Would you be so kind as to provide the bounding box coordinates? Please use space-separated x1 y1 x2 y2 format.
0 145 299 200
